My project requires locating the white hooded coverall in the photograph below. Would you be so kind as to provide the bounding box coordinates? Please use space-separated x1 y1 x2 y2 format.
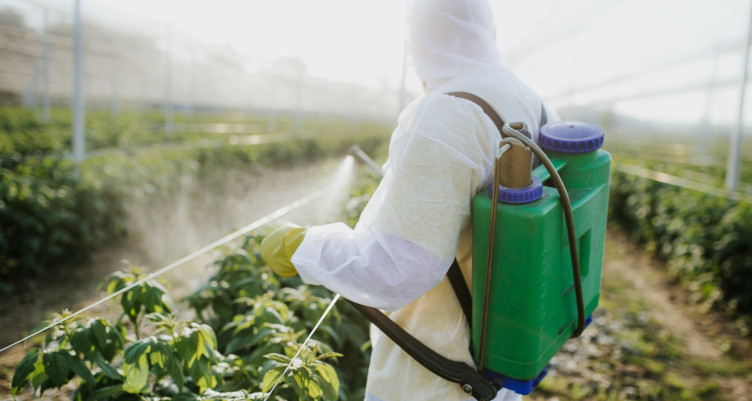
291 0 558 400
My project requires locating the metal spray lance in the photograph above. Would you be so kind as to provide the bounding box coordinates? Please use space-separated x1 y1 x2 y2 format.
262 294 341 401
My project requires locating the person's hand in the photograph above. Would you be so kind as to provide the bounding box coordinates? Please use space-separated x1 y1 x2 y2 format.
260 223 307 277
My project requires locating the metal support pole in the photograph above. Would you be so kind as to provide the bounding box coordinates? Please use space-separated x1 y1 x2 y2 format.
189 48 196 115
699 45 721 165
398 0 410 116
267 75 277 133
72 0 86 162
23 67 38 108
726 1 752 192
294 67 302 134
42 8 50 121
164 24 174 137
110 66 120 115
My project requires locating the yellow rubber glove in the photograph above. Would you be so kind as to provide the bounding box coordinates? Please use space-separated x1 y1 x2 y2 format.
260 224 308 277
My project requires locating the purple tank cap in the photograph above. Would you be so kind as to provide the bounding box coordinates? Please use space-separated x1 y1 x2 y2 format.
488 176 543 204
538 121 604 154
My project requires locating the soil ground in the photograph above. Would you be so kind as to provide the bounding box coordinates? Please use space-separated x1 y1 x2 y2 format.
1 167 751 400
530 230 752 401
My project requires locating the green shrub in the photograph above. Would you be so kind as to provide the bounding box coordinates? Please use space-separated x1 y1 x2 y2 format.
11 233 370 400
0 157 126 280
0 107 391 290
609 167 752 317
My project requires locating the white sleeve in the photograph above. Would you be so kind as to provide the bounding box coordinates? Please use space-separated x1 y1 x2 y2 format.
291 95 496 311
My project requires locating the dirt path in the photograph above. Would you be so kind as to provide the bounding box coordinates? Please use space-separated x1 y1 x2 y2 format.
0 158 351 394
531 230 752 401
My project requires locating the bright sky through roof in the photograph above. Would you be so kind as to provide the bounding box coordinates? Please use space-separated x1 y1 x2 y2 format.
5 0 752 124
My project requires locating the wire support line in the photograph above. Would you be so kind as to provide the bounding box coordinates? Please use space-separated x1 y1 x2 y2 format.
262 293 341 401
0 187 329 354
548 77 741 108
504 0 626 61
545 40 745 102
615 163 750 202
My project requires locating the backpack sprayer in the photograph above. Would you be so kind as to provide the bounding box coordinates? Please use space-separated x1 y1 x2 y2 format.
348 109 611 399
471 120 611 394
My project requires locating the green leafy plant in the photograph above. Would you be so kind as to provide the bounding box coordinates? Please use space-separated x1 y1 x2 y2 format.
11 159 379 400
11 311 126 399
11 235 369 400
0 105 391 292
609 166 752 323
262 345 342 401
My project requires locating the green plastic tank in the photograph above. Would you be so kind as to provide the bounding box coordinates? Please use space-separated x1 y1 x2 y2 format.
471 121 611 393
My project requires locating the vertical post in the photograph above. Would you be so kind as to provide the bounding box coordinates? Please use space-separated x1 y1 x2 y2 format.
189 48 196 116
267 77 277 133
138 77 146 114
111 66 120 115
726 2 752 192
294 67 302 134
23 66 39 108
164 24 174 137
398 0 410 116
699 45 721 166
72 0 86 162
42 8 50 121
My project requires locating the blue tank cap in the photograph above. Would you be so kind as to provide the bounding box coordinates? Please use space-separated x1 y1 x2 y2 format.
538 121 604 154
488 176 543 204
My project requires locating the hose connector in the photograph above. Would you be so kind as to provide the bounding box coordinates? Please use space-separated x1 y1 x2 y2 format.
488 132 543 205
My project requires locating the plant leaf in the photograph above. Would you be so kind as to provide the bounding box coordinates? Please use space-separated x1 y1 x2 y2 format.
42 350 73 387
315 352 343 362
263 353 291 365
315 363 340 401
176 329 199 368
294 368 323 399
93 355 123 380
11 347 40 390
69 327 95 358
88 384 125 401
166 350 185 391
149 341 170 370
69 357 96 389
189 360 216 393
261 366 286 393
123 338 151 364
122 353 149 394
199 324 217 350
89 319 108 350
30 358 48 391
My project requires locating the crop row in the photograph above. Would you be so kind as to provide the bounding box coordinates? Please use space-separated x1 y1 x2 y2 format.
10 162 383 400
10 235 371 400
608 164 752 323
0 107 391 290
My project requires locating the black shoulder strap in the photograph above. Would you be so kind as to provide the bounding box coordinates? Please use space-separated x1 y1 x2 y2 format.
446 91 548 139
348 300 498 401
446 91 506 137
447 259 473 328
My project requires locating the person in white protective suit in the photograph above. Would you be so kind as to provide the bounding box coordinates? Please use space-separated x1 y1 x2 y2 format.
261 0 558 400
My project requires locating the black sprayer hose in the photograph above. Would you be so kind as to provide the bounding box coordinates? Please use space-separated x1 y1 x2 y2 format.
501 123 585 338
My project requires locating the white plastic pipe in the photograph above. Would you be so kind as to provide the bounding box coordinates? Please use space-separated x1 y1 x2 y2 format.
72 0 85 162
726 1 752 192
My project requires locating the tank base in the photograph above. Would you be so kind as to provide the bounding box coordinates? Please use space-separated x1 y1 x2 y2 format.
482 314 594 395
482 366 548 395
